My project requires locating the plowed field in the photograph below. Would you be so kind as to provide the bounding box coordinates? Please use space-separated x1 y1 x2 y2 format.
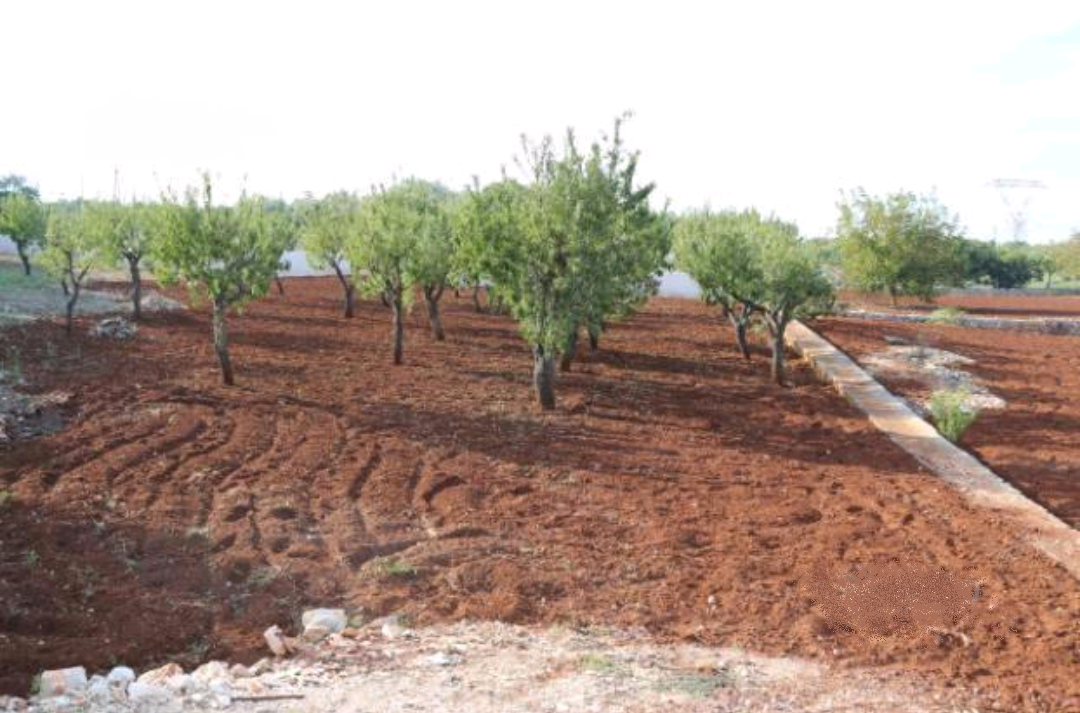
817 317 1080 528
1 278 1077 712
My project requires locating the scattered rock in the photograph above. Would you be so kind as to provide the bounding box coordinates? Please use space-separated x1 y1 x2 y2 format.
302 609 347 636
106 665 136 688
0 696 27 713
229 663 252 679
374 613 410 639
191 661 229 684
303 625 334 643
126 680 172 705
347 612 366 628
90 317 137 340
264 624 291 657
38 667 87 698
86 675 110 705
137 662 183 686
248 658 272 676
422 651 462 667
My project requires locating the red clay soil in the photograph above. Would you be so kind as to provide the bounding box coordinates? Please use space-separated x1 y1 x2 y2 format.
816 316 1080 531
839 289 1080 317
1 279 1078 712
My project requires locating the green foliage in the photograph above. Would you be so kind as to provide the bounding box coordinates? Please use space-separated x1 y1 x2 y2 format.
40 204 107 288
91 199 156 268
928 387 979 443
350 179 452 300
0 190 47 271
299 191 358 275
927 306 965 324
673 208 833 381
154 174 285 310
961 240 1044 289
483 117 668 354
837 190 966 302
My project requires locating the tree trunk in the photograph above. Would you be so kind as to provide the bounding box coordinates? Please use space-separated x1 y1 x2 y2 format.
732 318 751 360
769 317 788 386
65 281 80 337
587 325 600 353
390 290 404 365
533 344 556 411
212 301 235 386
472 283 482 313
128 256 142 321
17 244 31 276
888 287 898 307
60 277 70 297
275 276 286 295
424 285 445 341
332 263 354 318
559 328 578 372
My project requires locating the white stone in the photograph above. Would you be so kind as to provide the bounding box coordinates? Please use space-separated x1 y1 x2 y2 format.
248 658 272 676
38 667 87 698
191 661 229 684
164 673 194 694
137 662 183 685
127 681 172 704
86 676 110 705
302 624 333 643
263 625 289 657
106 666 136 688
302 608 347 635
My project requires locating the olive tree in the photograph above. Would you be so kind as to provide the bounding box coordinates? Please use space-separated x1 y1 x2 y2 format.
155 174 285 385
300 191 359 317
0 176 46 276
40 203 106 335
837 189 965 303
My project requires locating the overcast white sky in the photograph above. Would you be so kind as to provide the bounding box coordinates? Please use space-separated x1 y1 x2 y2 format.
3 0 1079 242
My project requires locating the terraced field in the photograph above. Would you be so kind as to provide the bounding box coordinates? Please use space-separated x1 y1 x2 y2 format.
1 278 1078 712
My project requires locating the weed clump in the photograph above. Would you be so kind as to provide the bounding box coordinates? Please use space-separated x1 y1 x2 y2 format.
928 387 979 443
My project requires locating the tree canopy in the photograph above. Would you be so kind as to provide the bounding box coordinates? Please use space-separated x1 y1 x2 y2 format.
837 190 966 302
155 174 287 385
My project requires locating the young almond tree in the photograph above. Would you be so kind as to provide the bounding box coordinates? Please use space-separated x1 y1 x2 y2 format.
40 203 106 336
0 179 46 276
94 200 155 320
755 226 834 384
155 174 285 385
674 210 767 360
478 118 667 409
407 182 456 341
674 209 832 383
300 191 359 317
349 179 444 364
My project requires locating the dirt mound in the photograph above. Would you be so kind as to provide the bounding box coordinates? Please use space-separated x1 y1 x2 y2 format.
0 280 1077 712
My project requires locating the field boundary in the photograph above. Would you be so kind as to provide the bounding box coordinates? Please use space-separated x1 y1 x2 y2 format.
835 307 1080 335
788 320 1080 581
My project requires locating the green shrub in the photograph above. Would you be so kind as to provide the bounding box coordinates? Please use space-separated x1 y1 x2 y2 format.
928 388 979 443
927 307 965 324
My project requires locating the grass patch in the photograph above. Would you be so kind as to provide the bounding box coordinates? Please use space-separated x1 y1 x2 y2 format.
579 652 626 676
928 387 980 443
367 556 418 579
0 490 13 509
654 671 732 698
927 306 965 324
